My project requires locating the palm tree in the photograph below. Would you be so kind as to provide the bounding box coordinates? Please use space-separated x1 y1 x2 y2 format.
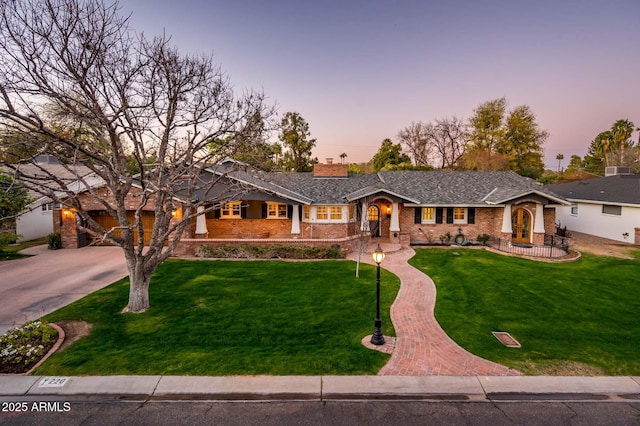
340 152 347 164
556 153 564 173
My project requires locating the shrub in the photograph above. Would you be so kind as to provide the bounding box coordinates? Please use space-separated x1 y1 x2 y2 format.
0 321 58 373
439 232 452 245
47 232 62 250
476 234 490 245
0 231 20 251
196 244 346 259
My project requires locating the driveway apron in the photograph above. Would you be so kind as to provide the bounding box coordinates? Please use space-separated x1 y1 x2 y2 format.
351 245 520 376
0 245 128 334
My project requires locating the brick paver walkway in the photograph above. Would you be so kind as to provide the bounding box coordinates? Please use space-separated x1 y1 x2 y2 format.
350 244 521 376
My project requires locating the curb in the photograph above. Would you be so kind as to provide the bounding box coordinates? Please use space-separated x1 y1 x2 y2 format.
1 376 639 402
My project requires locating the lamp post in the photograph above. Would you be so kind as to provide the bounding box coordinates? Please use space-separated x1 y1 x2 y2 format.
371 244 385 345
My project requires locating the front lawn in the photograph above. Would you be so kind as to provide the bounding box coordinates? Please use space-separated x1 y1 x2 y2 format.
410 249 640 375
37 259 399 376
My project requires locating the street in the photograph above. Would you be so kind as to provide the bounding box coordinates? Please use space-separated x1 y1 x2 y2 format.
1 399 639 425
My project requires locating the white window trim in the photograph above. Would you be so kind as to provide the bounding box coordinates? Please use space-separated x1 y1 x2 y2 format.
570 205 578 216
267 202 288 219
421 207 435 224
312 205 348 223
221 201 242 219
453 207 467 224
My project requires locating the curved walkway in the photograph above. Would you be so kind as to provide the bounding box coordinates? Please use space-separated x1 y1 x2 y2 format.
349 244 520 376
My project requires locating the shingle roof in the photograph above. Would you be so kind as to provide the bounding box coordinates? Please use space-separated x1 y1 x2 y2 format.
547 175 640 205
259 169 568 206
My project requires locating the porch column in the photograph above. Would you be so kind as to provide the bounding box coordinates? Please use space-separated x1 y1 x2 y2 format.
291 204 301 234
533 204 545 234
195 205 208 236
501 204 512 234
390 201 400 232
360 201 369 231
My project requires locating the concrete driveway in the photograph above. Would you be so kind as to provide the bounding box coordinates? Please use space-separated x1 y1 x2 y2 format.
0 245 128 334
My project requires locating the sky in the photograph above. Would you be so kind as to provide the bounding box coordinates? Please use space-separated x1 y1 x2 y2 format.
123 0 640 168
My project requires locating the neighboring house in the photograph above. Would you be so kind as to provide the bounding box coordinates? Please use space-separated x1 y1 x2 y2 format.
55 160 570 254
10 156 95 242
548 168 640 244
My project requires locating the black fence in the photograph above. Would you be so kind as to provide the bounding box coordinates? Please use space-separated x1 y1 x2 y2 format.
490 234 570 258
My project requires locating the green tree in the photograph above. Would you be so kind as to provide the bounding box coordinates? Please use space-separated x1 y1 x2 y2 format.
372 138 411 172
279 112 317 172
467 98 547 177
566 155 585 172
468 97 506 153
0 174 31 249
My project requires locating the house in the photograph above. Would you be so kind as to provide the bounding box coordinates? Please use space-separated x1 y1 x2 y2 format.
54 160 570 255
9 156 96 242
547 167 640 244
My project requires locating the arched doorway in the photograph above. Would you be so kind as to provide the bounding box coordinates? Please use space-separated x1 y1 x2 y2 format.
367 205 380 237
511 208 531 244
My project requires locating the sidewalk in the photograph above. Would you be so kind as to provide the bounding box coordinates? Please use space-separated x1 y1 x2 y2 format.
2 375 639 401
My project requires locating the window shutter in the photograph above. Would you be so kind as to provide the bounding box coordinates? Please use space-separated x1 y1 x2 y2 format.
446 208 453 224
287 204 293 218
467 207 475 224
435 207 443 224
261 203 268 219
241 203 247 219
214 208 221 219
414 207 421 224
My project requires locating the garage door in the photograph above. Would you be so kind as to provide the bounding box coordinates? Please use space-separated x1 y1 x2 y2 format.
89 211 156 245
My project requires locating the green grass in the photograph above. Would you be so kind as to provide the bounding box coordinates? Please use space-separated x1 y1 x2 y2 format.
0 237 46 261
410 248 640 375
38 259 399 376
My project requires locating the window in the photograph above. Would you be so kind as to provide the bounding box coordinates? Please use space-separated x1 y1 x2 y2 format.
348 204 355 220
602 204 621 216
316 206 328 220
571 206 578 215
41 203 53 212
453 207 467 224
421 207 435 223
221 201 241 218
267 202 288 219
330 206 342 220
303 205 310 220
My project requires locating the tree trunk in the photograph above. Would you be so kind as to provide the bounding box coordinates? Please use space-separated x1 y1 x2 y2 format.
122 255 152 313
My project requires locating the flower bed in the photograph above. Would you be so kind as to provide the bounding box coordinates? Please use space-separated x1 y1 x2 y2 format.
0 321 58 374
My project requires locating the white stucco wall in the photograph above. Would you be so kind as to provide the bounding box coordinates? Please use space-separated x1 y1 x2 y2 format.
16 202 55 242
555 200 639 243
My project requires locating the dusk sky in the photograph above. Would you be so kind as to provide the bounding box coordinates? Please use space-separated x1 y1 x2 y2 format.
124 0 640 168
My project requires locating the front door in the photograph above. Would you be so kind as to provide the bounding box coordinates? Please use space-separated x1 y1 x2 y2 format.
511 208 531 244
367 205 380 237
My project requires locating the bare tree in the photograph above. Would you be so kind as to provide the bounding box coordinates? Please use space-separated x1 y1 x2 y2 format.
429 117 468 169
398 117 468 169
397 121 432 166
0 0 272 313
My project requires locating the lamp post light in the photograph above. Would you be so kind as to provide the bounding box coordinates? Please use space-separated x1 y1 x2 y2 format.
371 244 385 345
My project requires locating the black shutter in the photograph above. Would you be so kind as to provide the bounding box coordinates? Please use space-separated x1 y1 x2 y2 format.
446 208 453 224
214 207 221 219
287 204 293 218
435 207 443 224
261 203 267 219
414 207 422 224
467 207 475 224
241 203 247 219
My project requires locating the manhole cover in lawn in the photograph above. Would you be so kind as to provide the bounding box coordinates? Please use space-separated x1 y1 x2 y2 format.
492 332 521 348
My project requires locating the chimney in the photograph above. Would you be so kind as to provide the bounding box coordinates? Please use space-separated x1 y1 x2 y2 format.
313 159 348 177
